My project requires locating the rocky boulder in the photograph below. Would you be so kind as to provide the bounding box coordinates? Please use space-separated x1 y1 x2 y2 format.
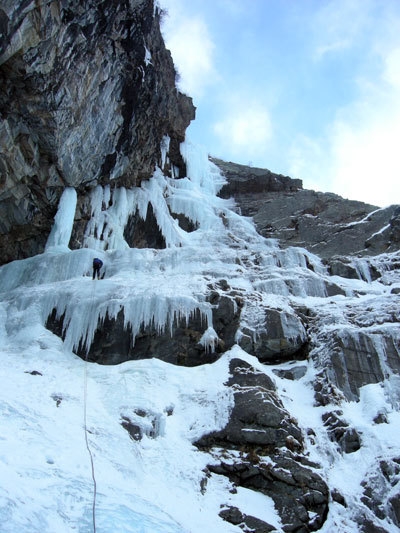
196 358 329 532
322 410 361 454
219 505 276 533
239 305 309 363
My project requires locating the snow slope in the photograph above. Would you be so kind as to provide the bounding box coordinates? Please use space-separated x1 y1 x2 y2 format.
0 141 399 532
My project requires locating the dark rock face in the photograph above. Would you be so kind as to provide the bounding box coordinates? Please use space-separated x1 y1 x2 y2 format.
238 307 309 363
214 159 399 259
322 411 361 454
329 331 400 400
310 307 400 402
360 458 400 530
196 358 329 532
215 158 302 197
0 0 195 264
124 204 166 249
45 291 242 366
85 308 219 366
219 505 276 532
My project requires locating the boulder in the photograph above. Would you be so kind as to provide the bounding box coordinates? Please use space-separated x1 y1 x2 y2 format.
219 506 275 532
239 307 308 363
322 411 361 453
272 364 308 381
196 358 303 450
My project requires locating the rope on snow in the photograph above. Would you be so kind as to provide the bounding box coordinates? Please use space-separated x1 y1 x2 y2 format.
83 281 97 533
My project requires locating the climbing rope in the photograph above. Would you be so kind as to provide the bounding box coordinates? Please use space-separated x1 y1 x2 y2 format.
83 281 97 533
84 356 97 533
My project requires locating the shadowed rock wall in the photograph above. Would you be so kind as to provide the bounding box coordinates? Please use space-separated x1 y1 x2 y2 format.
0 0 195 264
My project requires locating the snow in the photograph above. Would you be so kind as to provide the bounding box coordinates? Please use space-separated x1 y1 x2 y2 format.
0 140 400 532
144 46 152 66
369 223 391 238
342 206 386 227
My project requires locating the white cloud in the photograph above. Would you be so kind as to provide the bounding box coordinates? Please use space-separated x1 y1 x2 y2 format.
328 103 400 207
311 0 373 60
288 1 400 207
289 61 400 207
213 102 272 159
160 1 217 99
383 47 400 88
314 40 350 61
288 136 325 191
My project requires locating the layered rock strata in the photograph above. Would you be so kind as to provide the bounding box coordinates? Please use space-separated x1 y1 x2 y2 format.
0 0 194 264
214 157 400 259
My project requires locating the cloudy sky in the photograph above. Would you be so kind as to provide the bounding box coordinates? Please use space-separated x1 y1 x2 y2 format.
159 0 400 207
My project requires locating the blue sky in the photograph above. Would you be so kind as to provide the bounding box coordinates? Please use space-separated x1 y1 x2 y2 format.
160 0 400 207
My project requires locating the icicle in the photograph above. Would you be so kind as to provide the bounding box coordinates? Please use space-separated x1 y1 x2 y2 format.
160 135 170 170
39 285 214 357
354 259 372 283
180 139 226 194
199 327 220 353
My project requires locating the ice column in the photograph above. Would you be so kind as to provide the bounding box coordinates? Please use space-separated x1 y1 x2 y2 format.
45 187 77 252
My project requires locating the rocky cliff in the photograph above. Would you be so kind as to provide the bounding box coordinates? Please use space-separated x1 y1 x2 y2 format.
0 0 194 264
215 157 400 260
1 2 400 533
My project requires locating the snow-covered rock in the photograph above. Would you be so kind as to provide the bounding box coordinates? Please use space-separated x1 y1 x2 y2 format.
0 141 399 532
0 1 399 532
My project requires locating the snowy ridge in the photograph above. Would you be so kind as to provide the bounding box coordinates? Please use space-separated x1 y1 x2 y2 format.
0 140 400 531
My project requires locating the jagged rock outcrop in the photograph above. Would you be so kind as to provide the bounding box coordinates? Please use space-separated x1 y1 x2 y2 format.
0 0 195 264
303 282 400 403
360 457 400 530
196 358 329 532
239 306 309 363
216 157 302 197
214 158 400 259
322 410 361 453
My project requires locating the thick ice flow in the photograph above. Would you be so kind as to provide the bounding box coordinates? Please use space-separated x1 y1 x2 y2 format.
45 187 77 251
1 139 400 532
